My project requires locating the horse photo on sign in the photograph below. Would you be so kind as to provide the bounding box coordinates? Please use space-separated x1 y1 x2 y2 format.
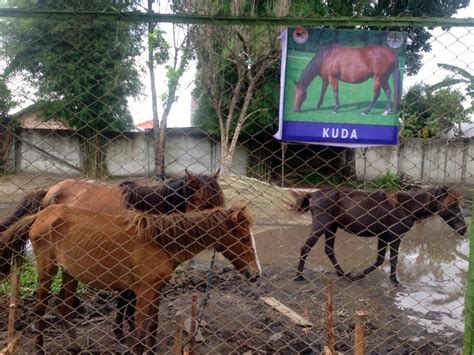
275 28 407 147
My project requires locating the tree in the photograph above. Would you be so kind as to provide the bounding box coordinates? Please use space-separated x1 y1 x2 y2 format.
149 24 192 179
0 0 143 177
431 63 474 102
0 77 15 173
178 0 286 174
400 83 470 138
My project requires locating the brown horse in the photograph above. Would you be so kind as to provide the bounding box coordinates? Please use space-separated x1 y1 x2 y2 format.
0 203 260 354
0 169 225 344
0 170 224 231
291 185 466 285
293 45 401 115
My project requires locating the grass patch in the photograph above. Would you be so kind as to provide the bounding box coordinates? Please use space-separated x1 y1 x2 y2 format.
0 259 90 298
365 171 402 190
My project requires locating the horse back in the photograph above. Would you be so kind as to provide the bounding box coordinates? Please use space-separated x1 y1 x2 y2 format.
321 45 396 83
309 188 402 236
43 179 127 214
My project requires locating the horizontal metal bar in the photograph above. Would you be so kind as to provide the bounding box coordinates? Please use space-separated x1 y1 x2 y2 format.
0 8 473 27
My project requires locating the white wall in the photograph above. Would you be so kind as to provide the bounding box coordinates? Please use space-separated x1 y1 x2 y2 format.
355 138 474 185
16 128 248 177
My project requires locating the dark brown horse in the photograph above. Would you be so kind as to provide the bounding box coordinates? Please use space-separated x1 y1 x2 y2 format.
293 45 401 115
0 203 260 354
0 169 225 344
292 186 466 285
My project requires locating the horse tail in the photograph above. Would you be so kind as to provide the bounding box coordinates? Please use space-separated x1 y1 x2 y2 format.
290 191 312 213
0 214 37 281
0 190 46 233
392 53 401 112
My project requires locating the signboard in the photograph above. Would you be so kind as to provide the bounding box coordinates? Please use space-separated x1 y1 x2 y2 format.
275 28 407 147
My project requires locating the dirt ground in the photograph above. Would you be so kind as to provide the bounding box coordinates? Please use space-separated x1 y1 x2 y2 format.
0 173 469 354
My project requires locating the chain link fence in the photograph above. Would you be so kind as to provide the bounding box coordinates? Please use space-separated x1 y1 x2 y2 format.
0 4 473 354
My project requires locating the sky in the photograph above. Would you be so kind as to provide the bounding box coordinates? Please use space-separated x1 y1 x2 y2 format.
132 3 474 128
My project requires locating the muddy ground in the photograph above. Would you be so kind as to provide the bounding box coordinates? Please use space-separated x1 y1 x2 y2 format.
0 173 469 354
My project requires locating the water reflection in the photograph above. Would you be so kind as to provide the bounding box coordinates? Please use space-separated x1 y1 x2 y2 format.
392 216 469 333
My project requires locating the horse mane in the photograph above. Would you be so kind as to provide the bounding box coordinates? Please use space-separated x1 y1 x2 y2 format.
422 185 464 207
119 178 188 214
127 204 253 254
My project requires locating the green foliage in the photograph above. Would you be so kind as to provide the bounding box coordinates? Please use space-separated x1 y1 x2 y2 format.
0 77 15 123
1 0 143 133
431 63 474 101
0 0 145 177
0 262 89 298
366 171 401 190
400 83 470 138
150 28 171 65
304 172 344 186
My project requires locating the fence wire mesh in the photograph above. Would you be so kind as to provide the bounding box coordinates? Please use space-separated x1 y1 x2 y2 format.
0 3 473 354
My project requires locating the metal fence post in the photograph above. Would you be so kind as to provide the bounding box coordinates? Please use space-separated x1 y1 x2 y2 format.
464 197 474 355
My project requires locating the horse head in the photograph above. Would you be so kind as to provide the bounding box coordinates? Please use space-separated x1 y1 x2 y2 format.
293 79 307 112
216 203 261 282
431 186 467 236
185 169 225 212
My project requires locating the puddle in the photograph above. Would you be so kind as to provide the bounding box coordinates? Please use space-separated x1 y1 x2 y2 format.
254 215 469 338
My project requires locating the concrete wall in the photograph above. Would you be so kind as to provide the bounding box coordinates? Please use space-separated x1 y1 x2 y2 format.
355 138 474 184
16 128 248 177
17 129 474 185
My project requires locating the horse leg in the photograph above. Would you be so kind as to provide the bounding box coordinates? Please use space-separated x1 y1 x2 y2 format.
295 230 323 281
58 271 81 354
316 79 329 109
329 78 340 113
364 78 382 114
131 288 159 355
114 291 129 346
389 238 402 286
324 229 347 277
350 237 388 280
34 263 59 355
381 80 392 116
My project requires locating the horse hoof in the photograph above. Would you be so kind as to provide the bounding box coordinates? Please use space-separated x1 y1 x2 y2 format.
66 344 81 355
347 273 364 281
361 111 368 115
294 274 306 282
382 110 390 116
331 110 338 114
114 343 130 354
390 278 401 287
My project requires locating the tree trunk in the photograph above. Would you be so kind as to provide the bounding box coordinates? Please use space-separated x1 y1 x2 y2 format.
220 144 233 176
79 132 108 178
0 127 13 174
147 0 161 180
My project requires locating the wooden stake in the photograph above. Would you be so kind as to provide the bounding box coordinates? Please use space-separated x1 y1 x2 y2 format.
173 312 184 355
5 268 20 355
354 311 368 355
188 294 198 355
326 279 335 354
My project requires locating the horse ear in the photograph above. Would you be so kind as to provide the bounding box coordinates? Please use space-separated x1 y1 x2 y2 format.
213 168 221 179
294 78 298 86
185 169 197 185
230 202 247 222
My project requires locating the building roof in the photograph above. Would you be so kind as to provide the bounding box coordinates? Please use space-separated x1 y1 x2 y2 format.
135 120 154 130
